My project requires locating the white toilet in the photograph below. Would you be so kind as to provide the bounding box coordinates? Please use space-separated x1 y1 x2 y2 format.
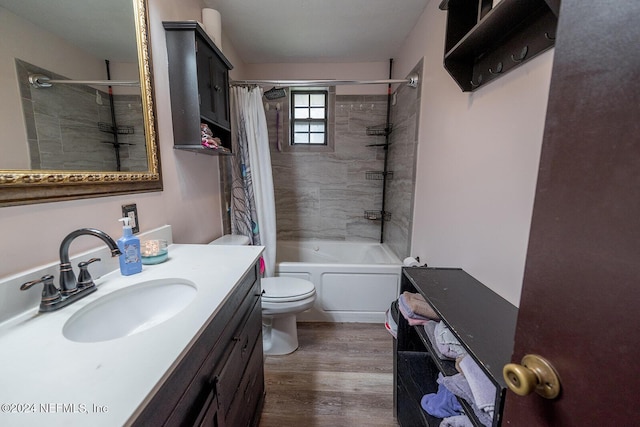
209 234 316 355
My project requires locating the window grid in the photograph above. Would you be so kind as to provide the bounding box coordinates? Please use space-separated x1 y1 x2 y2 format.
291 90 327 145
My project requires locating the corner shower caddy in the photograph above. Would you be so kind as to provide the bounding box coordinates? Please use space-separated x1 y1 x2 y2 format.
364 60 395 243
364 122 393 226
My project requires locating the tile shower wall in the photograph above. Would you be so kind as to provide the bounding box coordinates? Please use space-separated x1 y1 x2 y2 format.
384 61 422 259
16 59 146 171
266 94 389 241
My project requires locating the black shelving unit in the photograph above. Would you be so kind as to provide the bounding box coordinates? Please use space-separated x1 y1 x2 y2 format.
394 267 518 426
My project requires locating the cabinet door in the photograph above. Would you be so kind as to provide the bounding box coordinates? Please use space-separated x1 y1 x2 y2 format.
196 38 216 124
224 336 265 427
216 300 263 418
211 58 230 130
194 385 225 427
196 37 230 130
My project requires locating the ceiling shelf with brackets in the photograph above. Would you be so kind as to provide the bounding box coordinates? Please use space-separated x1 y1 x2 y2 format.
440 0 560 92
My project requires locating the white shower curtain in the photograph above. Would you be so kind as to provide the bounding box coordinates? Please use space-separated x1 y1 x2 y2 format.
230 86 277 277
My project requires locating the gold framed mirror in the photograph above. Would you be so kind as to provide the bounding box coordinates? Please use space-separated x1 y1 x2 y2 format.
0 0 161 207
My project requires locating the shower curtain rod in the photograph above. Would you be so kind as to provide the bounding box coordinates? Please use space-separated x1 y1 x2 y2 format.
230 72 419 88
28 74 140 89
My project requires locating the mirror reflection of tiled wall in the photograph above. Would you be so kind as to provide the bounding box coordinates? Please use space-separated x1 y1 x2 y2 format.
16 59 146 172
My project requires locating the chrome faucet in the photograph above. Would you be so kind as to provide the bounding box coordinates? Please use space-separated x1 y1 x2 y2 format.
20 228 121 312
59 228 121 296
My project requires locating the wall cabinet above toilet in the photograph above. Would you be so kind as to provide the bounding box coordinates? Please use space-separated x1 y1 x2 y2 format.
164 21 233 155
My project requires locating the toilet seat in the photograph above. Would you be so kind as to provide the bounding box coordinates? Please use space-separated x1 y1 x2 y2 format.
261 277 316 303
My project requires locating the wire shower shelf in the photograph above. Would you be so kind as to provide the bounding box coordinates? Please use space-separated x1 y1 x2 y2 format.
98 122 134 135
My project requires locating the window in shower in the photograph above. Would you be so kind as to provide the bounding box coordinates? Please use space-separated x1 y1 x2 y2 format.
291 90 328 145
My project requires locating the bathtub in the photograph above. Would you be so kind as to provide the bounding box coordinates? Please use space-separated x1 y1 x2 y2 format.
274 240 402 323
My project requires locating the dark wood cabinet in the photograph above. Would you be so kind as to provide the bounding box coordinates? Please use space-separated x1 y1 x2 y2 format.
132 263 264 426
440 0 559 91
164 21 233 155
394 267 518 426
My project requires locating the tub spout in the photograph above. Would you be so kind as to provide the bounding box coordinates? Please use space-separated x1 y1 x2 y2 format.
59 228 121 296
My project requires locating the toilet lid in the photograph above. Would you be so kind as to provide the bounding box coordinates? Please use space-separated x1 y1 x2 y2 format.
261 277 316 303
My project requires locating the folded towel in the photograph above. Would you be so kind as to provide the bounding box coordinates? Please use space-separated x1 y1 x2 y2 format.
398 294 432 321
438 373 493 427
440 415 474 427
401 291 440 320
424 321 453 360
434 321 467 358
398 301 430 326
459 355 497 419
455 355 464 374
421 383 463 418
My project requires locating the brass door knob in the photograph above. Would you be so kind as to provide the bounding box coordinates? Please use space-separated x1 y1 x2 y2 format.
503 354 561 399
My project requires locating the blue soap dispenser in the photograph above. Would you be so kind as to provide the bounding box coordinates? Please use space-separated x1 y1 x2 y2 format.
117 217 142 276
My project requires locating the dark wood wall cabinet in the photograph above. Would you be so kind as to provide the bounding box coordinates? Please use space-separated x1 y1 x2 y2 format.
440 0 560 91
394 267 518 426
164 21 233 155
132 263 264 426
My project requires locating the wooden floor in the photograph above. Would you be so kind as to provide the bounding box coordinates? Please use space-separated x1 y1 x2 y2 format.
259 322 399 427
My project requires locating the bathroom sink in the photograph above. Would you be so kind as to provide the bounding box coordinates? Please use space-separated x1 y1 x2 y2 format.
63 279 197 343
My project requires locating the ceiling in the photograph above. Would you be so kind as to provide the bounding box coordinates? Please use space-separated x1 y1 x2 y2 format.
203 0 430 64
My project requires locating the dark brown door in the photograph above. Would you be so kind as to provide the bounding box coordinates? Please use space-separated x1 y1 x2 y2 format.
503 0 640 425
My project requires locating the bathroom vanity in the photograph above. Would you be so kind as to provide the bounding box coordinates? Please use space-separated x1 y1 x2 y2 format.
0 241 264 426
132 257 264 426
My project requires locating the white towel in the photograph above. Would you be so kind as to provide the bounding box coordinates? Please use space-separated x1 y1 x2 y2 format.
424 321 453 360
434 321 467 359
438 373 493 427
440 415 474 427
459 355 496 418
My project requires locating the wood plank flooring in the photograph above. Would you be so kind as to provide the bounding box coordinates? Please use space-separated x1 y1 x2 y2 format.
259 322 399 427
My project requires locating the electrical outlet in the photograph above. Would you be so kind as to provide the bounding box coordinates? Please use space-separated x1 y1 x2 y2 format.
121 203 140 233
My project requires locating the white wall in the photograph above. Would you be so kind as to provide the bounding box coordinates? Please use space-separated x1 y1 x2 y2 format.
394 1 554 306
0 0 231 278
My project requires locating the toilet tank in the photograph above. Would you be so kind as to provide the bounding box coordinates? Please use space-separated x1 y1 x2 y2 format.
209 234 251 245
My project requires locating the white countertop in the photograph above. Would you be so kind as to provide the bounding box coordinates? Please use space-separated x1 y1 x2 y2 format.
0 244 263 427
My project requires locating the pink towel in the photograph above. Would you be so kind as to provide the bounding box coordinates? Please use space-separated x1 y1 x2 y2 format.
398 302 429 325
